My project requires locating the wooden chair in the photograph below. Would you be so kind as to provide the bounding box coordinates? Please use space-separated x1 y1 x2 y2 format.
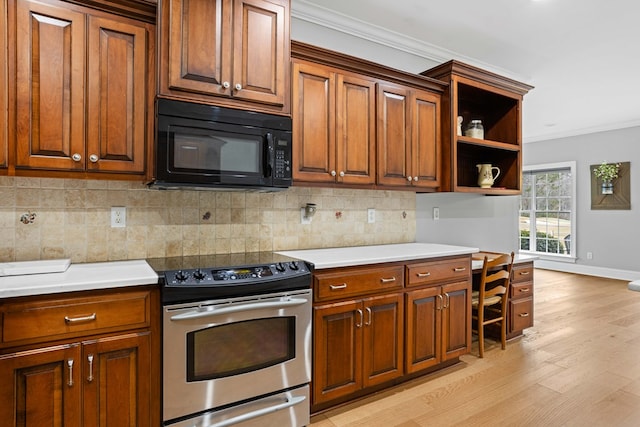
472 252 515 358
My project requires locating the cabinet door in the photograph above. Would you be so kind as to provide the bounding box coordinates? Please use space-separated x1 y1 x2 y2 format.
165 0 232 96
0 344 81 427
87 16 148 174
312 300 362 405
0 0 6 168
405 287 441 373
232 0 289 107
411 89 441 189
82 332 151 427
292 61 336 183
441 281 471 360
15 0 85 170
335 73 376 185
376 83 411 187
362 293 403 387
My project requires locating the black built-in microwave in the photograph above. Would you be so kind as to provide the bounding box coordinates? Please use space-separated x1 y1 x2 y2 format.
152 99 292 191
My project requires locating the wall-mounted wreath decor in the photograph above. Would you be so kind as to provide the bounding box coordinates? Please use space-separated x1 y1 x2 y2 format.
590 161 630 210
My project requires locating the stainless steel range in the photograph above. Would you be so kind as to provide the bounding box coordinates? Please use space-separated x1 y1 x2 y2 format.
149 254 312 427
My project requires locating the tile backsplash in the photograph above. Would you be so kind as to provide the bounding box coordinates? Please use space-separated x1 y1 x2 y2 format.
0 177 416 263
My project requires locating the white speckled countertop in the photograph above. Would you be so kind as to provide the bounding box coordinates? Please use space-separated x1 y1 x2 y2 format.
0 260 159 299
277 243 480 269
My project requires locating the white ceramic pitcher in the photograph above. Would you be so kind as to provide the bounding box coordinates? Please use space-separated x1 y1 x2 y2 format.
476 164 500 188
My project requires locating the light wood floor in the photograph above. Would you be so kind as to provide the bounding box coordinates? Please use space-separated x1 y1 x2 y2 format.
309 269 640 426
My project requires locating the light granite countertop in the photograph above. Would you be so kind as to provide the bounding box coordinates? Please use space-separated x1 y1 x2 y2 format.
277 243 480 269
0 260 159 299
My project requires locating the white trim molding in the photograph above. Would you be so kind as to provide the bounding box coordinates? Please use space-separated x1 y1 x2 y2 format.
535 260 640 282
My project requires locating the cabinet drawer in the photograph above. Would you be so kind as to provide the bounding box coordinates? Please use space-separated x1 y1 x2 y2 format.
510 297 533 332
510 281 533 299
512 263 533 284
1 289 151 346
314 266 404 301
406 257 470 287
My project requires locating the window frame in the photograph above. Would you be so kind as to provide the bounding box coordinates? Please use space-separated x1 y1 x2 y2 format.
520 161 577 262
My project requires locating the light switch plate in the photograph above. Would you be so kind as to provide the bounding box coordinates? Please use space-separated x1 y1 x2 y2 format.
367 208 375 223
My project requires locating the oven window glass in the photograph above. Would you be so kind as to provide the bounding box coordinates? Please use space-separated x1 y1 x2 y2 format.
186 317 295 381
172 132 261 174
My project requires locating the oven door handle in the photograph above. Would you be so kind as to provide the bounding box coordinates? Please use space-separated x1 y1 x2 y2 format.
169 298 308 321
206 395 306 427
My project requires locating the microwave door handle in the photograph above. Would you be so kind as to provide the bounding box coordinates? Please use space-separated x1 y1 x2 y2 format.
169 297 308 321
264 132 274 177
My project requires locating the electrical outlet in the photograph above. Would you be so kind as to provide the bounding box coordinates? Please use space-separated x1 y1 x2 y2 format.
367 208 375 223
111 207 126 228
433 207 440 220
587 251 593 260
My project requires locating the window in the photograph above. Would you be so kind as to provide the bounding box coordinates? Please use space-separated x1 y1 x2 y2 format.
519 162 576 259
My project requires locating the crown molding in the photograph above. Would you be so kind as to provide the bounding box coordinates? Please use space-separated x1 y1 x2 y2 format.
291 0 528 82
523 119 640 144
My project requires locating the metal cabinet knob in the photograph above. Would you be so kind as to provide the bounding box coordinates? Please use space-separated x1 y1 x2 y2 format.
222 81 230 89
407 176 412 182
235 83 242 91
89 154 99 163
72 153 81 162
330 170 337 176
414 176 419 182
339 171 345 177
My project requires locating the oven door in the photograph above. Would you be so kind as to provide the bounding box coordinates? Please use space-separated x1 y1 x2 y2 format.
162 289 311 423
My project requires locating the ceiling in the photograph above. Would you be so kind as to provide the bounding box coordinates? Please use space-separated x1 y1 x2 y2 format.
291 0 640 143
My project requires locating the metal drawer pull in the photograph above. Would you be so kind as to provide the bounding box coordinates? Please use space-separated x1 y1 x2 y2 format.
67 359 74 387
380 277 396 283
330 283 348 290
207 395 306 427
356 309 363 328
64 313 97 323
416 272 431 278
519 288 530 292
444 292 450 309
519 313 530 317
519 271 531 275
436 294 443 310
87 354 94 382
453 267 466 272
365 307 372 326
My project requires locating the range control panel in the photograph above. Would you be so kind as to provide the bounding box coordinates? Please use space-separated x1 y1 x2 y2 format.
164 261 309 287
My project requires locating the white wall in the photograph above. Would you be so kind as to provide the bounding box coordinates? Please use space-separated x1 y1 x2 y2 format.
524 126 640 279
415 193 519 253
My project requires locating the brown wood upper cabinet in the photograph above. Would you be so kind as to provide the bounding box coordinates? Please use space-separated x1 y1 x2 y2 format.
0 0 7 170
159 0 290 114
10 0 153 177
292 60 376 185
377 83 441 190
422 61 532 194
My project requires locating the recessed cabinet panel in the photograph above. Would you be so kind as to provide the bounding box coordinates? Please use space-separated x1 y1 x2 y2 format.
376 85 410 186
168 0 228 94
87 16 147 173
412 90 440 189
15 0 86 170
233 0 287 106
292 62 335 182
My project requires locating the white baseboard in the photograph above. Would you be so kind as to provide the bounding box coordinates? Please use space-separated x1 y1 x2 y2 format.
534 260 640 281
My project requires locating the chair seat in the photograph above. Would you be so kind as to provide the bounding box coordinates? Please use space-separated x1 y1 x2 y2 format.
471 291 502 307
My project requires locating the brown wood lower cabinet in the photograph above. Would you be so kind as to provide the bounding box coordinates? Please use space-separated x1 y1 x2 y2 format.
405 280 470 374
311 255 471 411
313 293 403 405
0 286 159 427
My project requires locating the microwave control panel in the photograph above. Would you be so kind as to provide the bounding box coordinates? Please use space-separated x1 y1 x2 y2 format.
274 140 291 179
